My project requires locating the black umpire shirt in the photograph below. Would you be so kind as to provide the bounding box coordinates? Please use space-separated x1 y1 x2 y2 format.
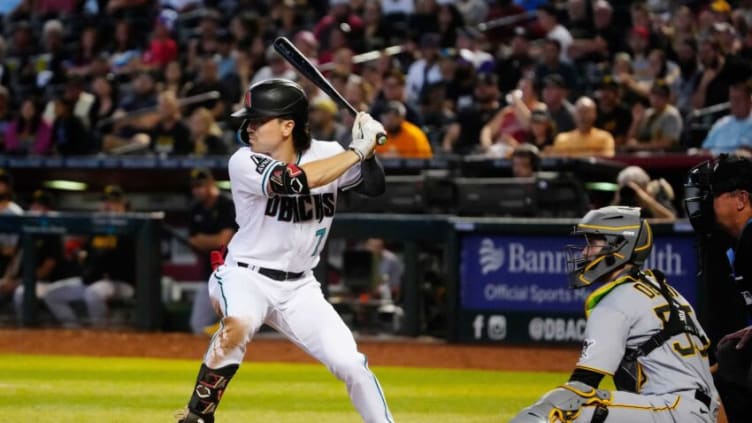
730 220 752 317
189 194 236 278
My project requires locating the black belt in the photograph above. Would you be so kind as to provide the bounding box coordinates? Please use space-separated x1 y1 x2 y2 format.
237 262 304 281
694 389 711 409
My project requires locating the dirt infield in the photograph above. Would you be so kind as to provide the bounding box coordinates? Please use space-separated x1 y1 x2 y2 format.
0 328 578 372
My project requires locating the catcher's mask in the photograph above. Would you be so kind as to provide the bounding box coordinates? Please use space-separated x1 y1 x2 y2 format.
232 78 309 148
566 206 653 288
684 154 752 235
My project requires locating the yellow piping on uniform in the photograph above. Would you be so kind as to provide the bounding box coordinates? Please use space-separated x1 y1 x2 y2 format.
634 221 653 252
604 396 681 411
578 223 641 231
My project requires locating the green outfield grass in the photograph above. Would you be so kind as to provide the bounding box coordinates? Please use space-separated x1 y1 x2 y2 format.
0 354 570 422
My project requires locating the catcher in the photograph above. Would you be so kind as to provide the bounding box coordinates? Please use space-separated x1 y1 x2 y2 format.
511 206 718 423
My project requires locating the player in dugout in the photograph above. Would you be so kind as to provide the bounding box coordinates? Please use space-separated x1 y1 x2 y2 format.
511 206 718 423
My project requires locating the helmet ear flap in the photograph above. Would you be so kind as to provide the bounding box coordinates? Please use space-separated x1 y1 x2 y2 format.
236 119 250 146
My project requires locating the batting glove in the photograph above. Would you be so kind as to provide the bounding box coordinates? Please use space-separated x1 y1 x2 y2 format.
352 112 385 143
349 112 384 161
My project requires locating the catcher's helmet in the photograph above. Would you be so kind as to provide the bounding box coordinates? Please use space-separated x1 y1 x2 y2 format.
566 206 653 288
232 78 308 146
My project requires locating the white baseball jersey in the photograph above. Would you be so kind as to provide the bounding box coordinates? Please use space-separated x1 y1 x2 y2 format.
577 270 716 398
225 140 361 273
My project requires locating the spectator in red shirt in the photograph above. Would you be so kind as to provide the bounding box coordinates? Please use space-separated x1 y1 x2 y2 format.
142 10 178 69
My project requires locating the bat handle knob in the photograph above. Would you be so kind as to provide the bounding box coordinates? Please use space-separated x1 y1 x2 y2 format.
376 133 387 146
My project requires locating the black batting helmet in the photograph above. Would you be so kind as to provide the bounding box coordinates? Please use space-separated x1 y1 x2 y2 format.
233 78 310 148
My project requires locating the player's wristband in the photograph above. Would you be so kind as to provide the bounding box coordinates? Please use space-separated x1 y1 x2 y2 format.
349 147 365 162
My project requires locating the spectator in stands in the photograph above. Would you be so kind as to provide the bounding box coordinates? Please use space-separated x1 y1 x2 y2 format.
43 185 135 328
12 190 79 323
702 79 752 155
4 98 52 155
436 2 464 47
91 75 118 133
38 19 69 89
595 76 632 146
189 107 227 156
309 97 347 144
185 57 229 119
442 72 501 155
293 30 320 66
455 27 493 72
675 38 701 116
0 169 23 313
67 25 103 77
528 106 556 150
668 5 698 52
108 19 141 75
537 4 573 63
645 49 681 95
494 26 535 94
250 46 297 86
0 86 10 147
187 168 236 335
104 90 187 155
371 69 422 126
612 166 677 220
44 75 97 131
117 70 158 113
376 100 433 159
314 0 364 53
215 32 237 81
627 25 652 88
511 144 541 178
52 96 92 155
534 39 579 95
142 9 178 70
611 52 644 105
541 73 576 133
625 80 683 152
187 9 222 65
548 96 615 157
406 33 443 107
480 76 545 157
693 37 735 109
162 60 189 98
568 0 619 65
361 0 390 51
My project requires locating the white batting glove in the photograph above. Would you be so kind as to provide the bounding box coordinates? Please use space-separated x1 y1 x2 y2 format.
349 137 376 161
352 112 385 144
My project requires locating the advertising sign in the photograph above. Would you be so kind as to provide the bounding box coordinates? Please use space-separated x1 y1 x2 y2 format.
460 234 698 313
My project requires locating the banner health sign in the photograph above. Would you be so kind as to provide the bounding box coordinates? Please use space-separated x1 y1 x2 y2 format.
458 234 698 344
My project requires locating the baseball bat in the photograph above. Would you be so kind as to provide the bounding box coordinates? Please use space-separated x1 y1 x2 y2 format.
272 36 387 146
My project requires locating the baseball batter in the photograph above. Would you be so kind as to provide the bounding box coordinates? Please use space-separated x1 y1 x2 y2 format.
176 78 393 423
511 206 719 423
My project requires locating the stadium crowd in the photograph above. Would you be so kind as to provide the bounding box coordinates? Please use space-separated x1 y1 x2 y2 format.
0 0 750 159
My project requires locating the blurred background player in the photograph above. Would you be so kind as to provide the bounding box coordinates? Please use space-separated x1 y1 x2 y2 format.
186 168 235 335
12 190 78 324
43 185 135 327
0 169 23 318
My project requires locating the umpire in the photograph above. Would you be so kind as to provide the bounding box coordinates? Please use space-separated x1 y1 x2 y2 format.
187 168 236 334
685 154 752 422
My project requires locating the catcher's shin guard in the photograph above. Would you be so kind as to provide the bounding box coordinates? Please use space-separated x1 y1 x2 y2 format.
185 363 239 422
